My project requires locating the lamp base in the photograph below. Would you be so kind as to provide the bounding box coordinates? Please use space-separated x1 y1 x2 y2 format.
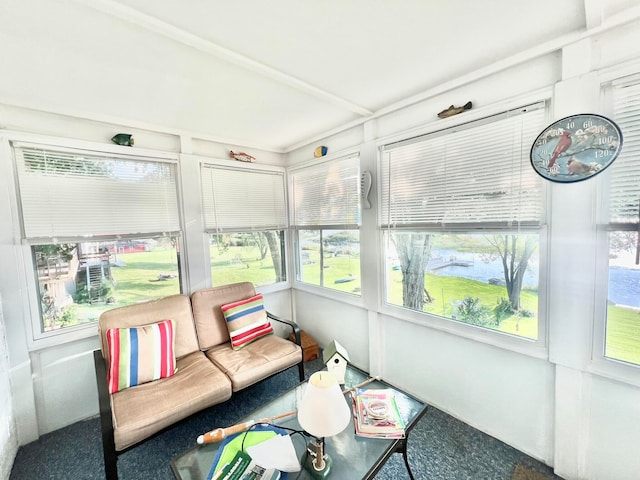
302 439 332 479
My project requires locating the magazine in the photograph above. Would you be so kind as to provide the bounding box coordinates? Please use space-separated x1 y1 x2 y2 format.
213 450 281 480
351 388 405 439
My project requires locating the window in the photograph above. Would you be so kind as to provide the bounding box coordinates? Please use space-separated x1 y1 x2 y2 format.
290 154 361 295
33 238 179 331
380 104 546 338
12 143 182 334
600 75 640 367
201 163 287 287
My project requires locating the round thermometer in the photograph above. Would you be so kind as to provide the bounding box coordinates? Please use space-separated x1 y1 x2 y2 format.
530 113 623 183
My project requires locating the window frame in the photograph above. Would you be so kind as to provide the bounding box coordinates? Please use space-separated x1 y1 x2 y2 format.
200 158 290 291
288 150 364 302
591 68 640 385
3 131 185 347
376 102 550 354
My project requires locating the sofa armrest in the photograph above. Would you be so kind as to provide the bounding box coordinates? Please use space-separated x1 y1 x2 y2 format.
93 349 118 479
267 311 301 346
266 312 305 381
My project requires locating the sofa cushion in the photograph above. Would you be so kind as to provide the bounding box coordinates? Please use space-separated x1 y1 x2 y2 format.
99 294 200 360
111 351 232 451
206 335 302 392
191 282 257 350
106 319 177 394
221 294 273 350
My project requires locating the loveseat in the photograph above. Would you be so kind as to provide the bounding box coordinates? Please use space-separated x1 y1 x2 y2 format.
93 282 304 480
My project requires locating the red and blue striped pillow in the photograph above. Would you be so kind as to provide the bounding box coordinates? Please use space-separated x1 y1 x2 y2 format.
221 294 274 350
106 319 177 394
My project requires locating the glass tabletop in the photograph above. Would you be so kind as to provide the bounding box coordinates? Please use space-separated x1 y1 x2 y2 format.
171 366 427 480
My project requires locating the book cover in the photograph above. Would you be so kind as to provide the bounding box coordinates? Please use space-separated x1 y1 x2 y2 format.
214 450 280 480
206 425 288 480
352 388 405 438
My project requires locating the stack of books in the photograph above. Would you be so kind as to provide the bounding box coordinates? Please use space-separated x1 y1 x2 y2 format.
351 388 406 439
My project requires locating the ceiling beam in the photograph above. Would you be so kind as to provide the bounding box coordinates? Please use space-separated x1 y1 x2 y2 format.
71 0 374 118
583 0 604 30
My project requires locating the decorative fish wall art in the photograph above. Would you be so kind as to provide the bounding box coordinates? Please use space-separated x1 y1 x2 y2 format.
437 101 472 119
111 133 134 146
229 150 255 162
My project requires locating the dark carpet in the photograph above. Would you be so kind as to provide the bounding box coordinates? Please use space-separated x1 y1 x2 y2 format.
9 359 562 479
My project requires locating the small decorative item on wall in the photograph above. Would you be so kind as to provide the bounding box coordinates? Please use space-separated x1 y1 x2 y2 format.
314 145 328 158
111 133 134 146
437 101 472 118
229 150 255 163
530 113 623 183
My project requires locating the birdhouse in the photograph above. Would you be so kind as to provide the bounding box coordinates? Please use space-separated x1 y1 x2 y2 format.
323 340 350 384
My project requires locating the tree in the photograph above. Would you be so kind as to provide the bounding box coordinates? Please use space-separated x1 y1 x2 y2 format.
392 232 432 311
485 234 537 311
263 231 285 282
249 233 269 260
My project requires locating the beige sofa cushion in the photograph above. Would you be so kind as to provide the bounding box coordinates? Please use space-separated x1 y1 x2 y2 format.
112 351 232 451
99 294 199 360
206 335 302 392
191 282 257 350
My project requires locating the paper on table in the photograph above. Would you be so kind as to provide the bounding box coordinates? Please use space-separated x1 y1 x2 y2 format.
246 434 301 472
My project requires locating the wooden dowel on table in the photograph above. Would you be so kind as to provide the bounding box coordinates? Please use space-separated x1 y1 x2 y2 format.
196 374 382 444
197 410 297 444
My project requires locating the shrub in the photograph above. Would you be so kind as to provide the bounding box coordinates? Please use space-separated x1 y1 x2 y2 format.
493 297 514 325
457 296 492 326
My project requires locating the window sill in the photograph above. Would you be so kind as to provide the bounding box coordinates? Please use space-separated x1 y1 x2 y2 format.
292 281 365 309
27 321 99 352
588 356 640 389
379 303 549 360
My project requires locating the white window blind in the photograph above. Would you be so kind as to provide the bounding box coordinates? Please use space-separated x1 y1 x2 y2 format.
380 104 546 229
608 76 640 226
201 164 287 232
290 154 361 227
13 144 180 240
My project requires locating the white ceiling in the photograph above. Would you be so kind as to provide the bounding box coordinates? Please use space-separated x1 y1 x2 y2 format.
0 0 639 152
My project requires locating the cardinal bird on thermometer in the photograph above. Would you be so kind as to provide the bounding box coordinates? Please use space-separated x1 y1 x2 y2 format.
548 131 572 169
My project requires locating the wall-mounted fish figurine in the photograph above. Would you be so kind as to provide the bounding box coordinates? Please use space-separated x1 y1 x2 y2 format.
229 150 255 162
437 101 472 119
111 133 134 146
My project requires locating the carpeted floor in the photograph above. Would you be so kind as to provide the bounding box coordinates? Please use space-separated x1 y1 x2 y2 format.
9 359 563 479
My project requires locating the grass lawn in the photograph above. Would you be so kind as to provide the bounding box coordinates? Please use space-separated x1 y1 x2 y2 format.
64 246 640 366
606 305 640 365
300 251 361 295
210 244 281 286
387 269 539 339
72 247 179 323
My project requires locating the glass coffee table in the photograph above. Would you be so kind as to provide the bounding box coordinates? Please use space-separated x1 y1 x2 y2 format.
171 365 427 480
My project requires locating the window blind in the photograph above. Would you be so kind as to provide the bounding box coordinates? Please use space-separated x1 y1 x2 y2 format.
380 104 546 229
290 154 361 228
13 144 180 240
608 76 640 226
201 164 287 232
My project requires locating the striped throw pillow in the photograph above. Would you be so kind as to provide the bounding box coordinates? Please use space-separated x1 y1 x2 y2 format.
106 319 177 394
221 294 274 350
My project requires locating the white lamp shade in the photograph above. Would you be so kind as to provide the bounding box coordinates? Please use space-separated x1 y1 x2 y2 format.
297 371 351 438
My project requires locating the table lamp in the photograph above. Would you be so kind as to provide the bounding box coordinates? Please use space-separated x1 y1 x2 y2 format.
297 371 351 479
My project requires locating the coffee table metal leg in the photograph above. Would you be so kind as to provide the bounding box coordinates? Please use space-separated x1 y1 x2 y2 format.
402 445 415 480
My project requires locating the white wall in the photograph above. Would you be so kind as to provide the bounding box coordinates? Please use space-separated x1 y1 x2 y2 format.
287 20 640 480
0 294 18 480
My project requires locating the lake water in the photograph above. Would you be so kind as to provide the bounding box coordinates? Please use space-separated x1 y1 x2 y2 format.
429 250 640 307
